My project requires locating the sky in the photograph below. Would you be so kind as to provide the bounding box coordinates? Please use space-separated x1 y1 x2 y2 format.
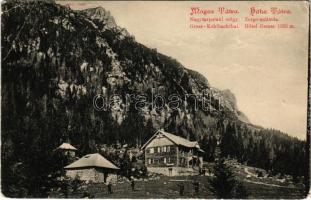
58 1 309 140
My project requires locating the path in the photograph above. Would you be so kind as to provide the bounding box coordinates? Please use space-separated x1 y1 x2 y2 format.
243 167 299 189
244 167 257 177
244 179 296 189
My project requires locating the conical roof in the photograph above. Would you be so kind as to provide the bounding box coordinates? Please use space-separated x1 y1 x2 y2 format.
64 153 119 170
57 143 77 151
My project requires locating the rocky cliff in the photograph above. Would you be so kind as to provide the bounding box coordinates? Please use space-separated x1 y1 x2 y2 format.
2 0 250 142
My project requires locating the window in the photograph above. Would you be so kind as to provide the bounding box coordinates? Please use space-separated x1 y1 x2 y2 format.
167 146 170 152
163 146 167 152
149 148 154 154
164 157 167 163
148 159 152 164
157 147 161 153
168 157 171 163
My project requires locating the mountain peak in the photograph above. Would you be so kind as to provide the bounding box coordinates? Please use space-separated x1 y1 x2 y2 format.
81 6 117 28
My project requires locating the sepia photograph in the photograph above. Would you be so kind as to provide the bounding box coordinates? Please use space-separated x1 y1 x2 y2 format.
1 0 310 198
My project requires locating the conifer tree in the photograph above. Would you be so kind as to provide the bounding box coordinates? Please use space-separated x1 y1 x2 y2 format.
209 143 248 199
209 158 237 198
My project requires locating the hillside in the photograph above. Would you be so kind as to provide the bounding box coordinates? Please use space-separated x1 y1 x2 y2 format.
1 0 307 197
1 0 248 144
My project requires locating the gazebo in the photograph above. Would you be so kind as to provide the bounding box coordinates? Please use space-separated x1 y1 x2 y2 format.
56 142 77 157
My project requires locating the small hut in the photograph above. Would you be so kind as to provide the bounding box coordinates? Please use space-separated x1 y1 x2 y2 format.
56 142 77 157
64 153 119 183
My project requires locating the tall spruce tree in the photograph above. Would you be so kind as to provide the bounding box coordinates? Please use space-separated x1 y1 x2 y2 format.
209 158 237 198
209 158 248 198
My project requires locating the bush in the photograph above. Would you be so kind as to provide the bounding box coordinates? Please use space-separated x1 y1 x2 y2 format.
257 171 264 177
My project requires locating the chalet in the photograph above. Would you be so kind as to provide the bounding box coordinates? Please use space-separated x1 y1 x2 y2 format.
64 153 119 183
141 130 204 176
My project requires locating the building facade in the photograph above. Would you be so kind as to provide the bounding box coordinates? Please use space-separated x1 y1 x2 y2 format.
142 130 204 176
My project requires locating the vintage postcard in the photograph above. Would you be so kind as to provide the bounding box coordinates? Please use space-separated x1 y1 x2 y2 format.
1 0 310 198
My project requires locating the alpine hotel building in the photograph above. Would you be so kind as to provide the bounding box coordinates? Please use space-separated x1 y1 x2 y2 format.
141 130 204 176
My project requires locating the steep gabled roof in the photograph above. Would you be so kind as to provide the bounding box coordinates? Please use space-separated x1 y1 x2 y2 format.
56 143 77 151
160 130 199 148
64 153 119 170
141 130 204 152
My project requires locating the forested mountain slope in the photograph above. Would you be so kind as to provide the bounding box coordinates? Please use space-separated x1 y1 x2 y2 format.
1 0 307 197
